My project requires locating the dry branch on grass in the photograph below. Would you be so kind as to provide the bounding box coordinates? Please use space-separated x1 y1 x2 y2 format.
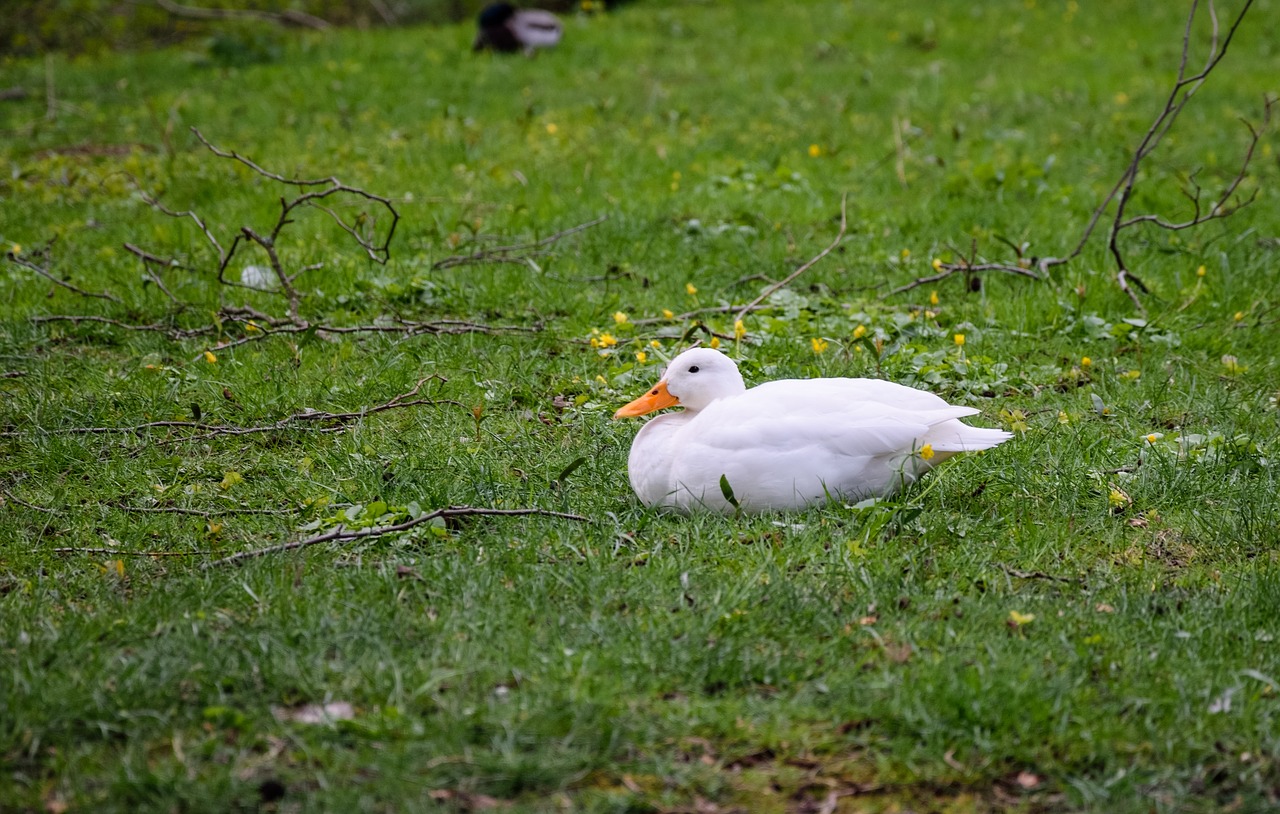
888 0 1267 310
0 375 463 442
205 505 591 568
431 215 609 270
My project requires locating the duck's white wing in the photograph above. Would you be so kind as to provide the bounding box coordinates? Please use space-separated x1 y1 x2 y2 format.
666 379 1003 512
510 9 562 48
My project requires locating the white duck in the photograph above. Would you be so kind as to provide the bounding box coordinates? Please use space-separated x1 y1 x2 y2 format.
614 348 1011 513
473 2 563 55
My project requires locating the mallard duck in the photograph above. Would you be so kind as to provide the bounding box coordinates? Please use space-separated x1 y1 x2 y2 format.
473 3 563 55
614 348 1011 513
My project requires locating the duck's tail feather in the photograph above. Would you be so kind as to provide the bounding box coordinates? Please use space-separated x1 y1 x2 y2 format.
921 420 1012 453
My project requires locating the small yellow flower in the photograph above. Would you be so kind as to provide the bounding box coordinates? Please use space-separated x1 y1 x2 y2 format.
1108 487 1129 508
931 258 943 271
920 444 935 461
595 375 607 384
734 319 746 340
1081 356 1092 367
613 311 629 325
245 321 260 333
685 282 698 295
709 336 721 349
929 290 939 306
1122 369 1141 381
1114 91 1129 106
1221 354 1246 375
203 351 217 364
1008 610 1036 627
808 143 822 158
852 324 867 340
598 333 617 348
545 123 559 134
662 309 675 320
1057 410 1071 424
953 333 965 347
635 351 647 363
900 248 911 260
9 243 20 255
1233 311 1245 322
811 337 829 354
649 339 661 348
1196 265 1207 277
590 337 600 348
1145 433 1161 443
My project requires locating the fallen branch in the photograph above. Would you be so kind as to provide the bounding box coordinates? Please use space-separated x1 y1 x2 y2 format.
51 546 198 557
204 505 591 567
997 563 1084 586
431 215 609 270
152 0 331 30
887 0 1264 309
734 195 848 324
7 249 119 303
0 376 463 440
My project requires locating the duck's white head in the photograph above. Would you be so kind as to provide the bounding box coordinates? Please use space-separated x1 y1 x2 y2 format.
614 347 747 418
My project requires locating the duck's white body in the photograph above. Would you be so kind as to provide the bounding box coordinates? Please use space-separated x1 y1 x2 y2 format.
615 348 1010 514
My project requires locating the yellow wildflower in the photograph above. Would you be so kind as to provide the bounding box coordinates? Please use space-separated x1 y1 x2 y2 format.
808 144 822 158
929 290 939 306
1081 356 1092 367
589 337 600 348
811 337 829 354
649 339 661 348
953 333 965 347
1057 410 1070 424
709 336 720 349
1233 311 1245 322
685 282 698 295
734 319 746 340
1196 265 1206 277
1008 610 1035 627
613 311 629 325
545 123 559 134
9 244 20 255
931 258 943 271
900 248 911 260
920 444 935 461
662 309 675 320
852 324 867 340
1108 487 1129 509
1145 433 1161 443
203 351 217 364
598 333 617 347
635 351 647 363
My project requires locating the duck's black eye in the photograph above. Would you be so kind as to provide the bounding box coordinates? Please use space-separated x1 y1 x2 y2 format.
688 365 700 373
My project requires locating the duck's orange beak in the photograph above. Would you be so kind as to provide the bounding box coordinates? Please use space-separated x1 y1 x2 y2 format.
614 380 680 418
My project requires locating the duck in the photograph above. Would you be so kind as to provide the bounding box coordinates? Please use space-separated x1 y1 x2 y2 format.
473 3 563 55
613 348 1011 513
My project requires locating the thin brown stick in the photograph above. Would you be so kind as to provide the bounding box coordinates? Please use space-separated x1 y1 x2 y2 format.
733 196 848 324
431 215 608 270
997 563 1084 586
50 546 197 557
2 371 25 379
0 376 459 440
204 505 591 567
152 0 331 30
7 251 119 302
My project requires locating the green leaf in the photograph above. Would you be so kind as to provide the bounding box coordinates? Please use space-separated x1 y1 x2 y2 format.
719 474 741 509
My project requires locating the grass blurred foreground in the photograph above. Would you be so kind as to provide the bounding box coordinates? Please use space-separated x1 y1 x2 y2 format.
1 1 1279 811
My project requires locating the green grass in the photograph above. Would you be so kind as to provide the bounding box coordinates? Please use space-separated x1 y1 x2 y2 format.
2 1 1279 811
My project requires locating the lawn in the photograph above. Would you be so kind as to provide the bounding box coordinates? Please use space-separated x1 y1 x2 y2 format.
1 1 1279 811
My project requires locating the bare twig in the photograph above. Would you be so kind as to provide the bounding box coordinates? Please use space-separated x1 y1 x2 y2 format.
431 215 608 270
152 0 331 30
51 547 197 557
7 251 119 302
0 376 461 440
733 196 848 324
204 505 591 567
997 563 1084 586
885 0 1263 308
2 371 25 379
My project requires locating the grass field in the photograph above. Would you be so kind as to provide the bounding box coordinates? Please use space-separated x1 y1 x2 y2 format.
2 1 1279 811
